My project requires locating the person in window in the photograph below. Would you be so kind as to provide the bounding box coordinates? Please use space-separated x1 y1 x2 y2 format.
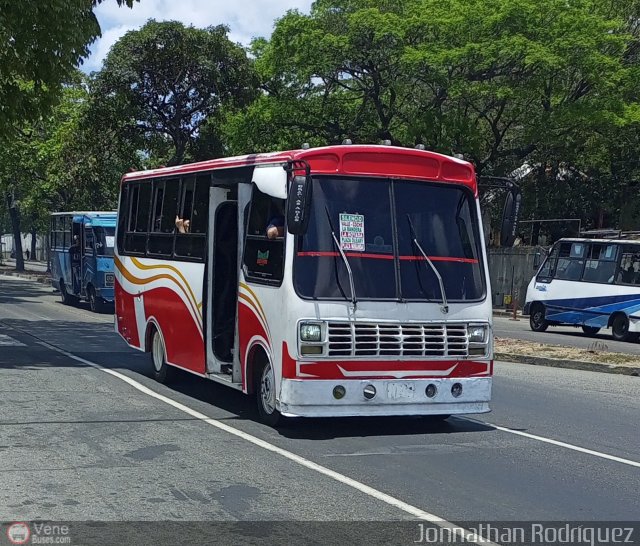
266 200 285 239
175 215 190 234
266 215 284 239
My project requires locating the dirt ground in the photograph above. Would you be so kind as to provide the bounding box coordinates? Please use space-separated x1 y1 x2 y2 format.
495 336 640 367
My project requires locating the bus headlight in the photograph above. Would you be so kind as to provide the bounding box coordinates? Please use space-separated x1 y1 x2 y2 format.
300 322 322 342
468 325 488 343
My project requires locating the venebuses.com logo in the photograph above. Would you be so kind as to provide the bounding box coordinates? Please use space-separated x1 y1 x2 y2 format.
6 522 30 545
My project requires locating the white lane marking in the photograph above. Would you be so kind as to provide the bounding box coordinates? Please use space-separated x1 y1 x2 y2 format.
0 334 25 346
6 325 496 546
466 418 640 469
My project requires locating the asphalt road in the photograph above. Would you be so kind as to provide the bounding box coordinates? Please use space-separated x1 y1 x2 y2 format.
493 315 640 355
1 276 639 543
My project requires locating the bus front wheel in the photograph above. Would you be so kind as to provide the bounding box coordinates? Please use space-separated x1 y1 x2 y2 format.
529 303 548 332
581 325 600 337
60 282 78 306
88 286 104 313
255 357 281 427
150 328 175 384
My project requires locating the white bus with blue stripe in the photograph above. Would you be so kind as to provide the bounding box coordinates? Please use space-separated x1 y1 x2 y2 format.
524 238 640 341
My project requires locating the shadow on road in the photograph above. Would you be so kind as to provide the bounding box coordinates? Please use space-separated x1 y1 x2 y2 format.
1 317 496 439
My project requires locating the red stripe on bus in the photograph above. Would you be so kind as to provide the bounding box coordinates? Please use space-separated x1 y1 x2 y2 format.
296 251 478 264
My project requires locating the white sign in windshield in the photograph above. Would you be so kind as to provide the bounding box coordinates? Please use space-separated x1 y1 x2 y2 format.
105 235 115 248
339 213 365 251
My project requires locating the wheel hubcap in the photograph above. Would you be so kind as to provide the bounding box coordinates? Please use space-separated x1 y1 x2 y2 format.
152 334 164 372
260 363 276 415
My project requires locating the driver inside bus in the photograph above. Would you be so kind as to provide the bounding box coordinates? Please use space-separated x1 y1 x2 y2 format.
266 200 285 239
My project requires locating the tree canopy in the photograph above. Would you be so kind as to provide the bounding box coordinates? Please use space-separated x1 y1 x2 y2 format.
2 0 640 261
0 0 135 138
93 20 257 166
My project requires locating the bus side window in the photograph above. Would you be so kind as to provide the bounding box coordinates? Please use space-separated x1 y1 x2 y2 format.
617 246 640 285
123 181 152 255
148 178 179 256
243 186 285 284
582 244 617 284
554 242 586 281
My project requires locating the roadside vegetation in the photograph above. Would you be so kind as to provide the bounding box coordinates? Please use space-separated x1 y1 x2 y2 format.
1 0 639 269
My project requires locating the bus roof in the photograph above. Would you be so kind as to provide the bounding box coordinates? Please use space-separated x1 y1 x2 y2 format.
121 145 477 193
51 211 117 228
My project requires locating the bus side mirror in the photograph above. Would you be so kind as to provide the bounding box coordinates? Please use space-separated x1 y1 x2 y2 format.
500 187 522 247
287 175 312 235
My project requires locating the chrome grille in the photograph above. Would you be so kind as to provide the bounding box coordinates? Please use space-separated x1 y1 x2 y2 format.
327 322 470 358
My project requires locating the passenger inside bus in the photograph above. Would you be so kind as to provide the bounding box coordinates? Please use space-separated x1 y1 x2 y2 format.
175 215 190 233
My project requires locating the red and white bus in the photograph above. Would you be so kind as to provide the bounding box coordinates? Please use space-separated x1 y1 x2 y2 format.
114 144 501 425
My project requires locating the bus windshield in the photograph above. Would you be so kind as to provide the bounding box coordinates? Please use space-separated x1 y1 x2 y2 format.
294 176 485 302
94 227 115 256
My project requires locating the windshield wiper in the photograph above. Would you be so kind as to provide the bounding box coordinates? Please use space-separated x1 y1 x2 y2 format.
406 214 448 314
325 206 357 309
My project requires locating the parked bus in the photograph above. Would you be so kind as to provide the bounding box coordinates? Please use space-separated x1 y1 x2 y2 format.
50 212 116 312
114 145 515 425
524 238 640 341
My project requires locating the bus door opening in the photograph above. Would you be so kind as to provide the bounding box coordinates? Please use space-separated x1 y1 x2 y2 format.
212 201 238 365
70 221 83 294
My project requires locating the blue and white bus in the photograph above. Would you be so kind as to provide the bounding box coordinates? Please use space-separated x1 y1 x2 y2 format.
524 238 640 341
50 212 116 312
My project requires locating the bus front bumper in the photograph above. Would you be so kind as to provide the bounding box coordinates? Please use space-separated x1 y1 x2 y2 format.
278 376 491 418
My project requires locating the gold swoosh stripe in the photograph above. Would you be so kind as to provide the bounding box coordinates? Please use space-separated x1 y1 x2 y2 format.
239 282 268 325
238 293 270 337
115 258 202 335
131 257 202 319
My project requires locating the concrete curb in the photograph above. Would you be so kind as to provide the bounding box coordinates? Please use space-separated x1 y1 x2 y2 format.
495 352 640 376
0 269 51 285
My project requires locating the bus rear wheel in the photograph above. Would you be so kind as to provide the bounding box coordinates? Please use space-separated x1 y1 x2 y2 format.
255 358 281 427
611 314 631 342
529 303 548 332
581 325 600 337
150 328 175 384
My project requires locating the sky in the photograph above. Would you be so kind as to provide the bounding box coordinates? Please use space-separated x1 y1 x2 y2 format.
83 0 314 73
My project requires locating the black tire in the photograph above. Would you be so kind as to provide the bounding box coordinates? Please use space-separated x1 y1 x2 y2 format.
88 286 104 313
581 325 600 336
255 357 281 427
60 281 78 306
529 303 549 332
611 314 631 342
150 328 175 383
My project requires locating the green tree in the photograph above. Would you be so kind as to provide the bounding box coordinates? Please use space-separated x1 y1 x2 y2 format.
228 0 638 234
0 0 135 138
92 20 258 166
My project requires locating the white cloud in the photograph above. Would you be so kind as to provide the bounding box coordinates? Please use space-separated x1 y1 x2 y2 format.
83 0 313 73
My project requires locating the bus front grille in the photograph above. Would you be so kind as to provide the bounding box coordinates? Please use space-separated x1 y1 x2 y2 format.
327 322 470 358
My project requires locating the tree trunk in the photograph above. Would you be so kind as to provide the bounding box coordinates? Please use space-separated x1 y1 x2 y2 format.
6 193 24 272
30 226 37 261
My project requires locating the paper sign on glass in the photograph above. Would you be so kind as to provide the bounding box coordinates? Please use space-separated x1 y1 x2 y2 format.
339 213 365 251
